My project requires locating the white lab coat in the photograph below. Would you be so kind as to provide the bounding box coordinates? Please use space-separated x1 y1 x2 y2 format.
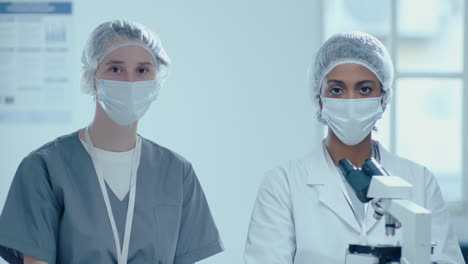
245 141 464 264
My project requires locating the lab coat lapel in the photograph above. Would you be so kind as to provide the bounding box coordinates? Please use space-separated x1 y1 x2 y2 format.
306 147 361 233
364 205 379 233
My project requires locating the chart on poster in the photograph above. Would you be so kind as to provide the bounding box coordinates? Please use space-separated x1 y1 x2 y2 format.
0 1 73 123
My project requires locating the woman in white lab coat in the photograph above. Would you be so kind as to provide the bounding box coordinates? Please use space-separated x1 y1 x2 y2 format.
244 32 464 263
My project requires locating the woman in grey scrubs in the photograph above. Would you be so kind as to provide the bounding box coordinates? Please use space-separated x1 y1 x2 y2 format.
0 20 223 264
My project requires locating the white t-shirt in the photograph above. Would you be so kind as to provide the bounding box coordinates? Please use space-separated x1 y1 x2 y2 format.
80 139 133 201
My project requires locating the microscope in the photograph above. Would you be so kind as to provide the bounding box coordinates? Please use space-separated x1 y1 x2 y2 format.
338 157 432 264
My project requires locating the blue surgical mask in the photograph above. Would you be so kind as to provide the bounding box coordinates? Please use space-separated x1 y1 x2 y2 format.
320 97 383 146
96 79 160 126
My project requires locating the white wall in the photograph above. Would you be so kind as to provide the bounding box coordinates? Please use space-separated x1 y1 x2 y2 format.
0 1 323 263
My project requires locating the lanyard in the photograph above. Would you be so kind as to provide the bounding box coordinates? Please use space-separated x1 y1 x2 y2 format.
85 126 141 264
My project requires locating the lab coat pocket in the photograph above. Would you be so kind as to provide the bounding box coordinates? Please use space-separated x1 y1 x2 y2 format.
154 203 182 262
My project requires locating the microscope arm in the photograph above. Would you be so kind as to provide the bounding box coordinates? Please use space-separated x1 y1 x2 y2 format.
368 176 432 264
377 198 432 264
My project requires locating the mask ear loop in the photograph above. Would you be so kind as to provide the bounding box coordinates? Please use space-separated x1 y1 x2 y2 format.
372 89 386 133
93 77 102 101
316 76 328 125
317 72 328 108
380 88 386 106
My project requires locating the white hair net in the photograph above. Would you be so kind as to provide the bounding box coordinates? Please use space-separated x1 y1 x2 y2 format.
310 32 394 123
80 20 170 95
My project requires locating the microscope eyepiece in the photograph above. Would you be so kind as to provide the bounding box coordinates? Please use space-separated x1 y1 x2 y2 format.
337 158 372 203
362 157 390 177
337 159 357 176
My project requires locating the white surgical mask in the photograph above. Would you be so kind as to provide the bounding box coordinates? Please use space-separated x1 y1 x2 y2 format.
97 79 160 126
321 97 383 146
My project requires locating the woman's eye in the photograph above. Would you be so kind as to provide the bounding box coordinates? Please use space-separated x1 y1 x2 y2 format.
330 87 342 95
359 86 373 94
138 67 149 74
109 66 122 73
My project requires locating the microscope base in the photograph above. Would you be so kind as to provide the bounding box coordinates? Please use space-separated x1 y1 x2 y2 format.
347 244 401 264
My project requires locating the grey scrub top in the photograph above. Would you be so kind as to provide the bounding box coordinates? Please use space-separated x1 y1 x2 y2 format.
0 131 223 264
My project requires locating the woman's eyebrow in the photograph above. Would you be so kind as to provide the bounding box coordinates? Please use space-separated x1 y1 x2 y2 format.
138 62 155 67
105 60 125 65
356 80 376 86
327 80 345 84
